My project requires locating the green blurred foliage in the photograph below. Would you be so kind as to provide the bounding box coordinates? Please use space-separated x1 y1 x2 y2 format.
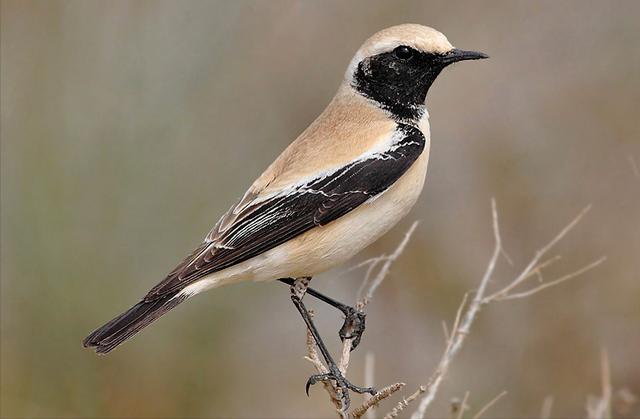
2 1 639 417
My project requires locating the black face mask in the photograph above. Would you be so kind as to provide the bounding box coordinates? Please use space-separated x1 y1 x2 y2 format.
352 46 487 121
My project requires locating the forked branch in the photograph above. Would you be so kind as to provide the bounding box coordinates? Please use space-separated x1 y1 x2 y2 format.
387 200 606 419
305 201 604 419
305 223 419 418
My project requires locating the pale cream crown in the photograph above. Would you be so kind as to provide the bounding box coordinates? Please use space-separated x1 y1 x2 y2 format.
346 24 455 80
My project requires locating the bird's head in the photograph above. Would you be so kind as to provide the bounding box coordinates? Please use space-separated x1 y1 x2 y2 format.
346 24 488 120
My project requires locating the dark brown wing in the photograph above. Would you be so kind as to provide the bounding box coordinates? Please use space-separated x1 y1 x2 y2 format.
144 124 425 301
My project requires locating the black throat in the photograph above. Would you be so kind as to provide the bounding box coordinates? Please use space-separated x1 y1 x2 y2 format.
351 49 447 122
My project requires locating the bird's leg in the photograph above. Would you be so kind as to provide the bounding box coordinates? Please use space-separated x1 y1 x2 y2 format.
278 278 366 350
289 277 376 410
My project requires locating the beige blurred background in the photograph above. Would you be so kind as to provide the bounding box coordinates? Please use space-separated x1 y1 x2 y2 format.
2 1 639 418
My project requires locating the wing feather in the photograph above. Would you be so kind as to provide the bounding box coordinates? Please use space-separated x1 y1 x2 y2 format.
144 124 425 301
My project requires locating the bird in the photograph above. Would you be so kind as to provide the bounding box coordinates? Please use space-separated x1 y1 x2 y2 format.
83 23 487 406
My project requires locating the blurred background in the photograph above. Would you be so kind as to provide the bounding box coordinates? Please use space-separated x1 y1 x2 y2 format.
2 1 639 417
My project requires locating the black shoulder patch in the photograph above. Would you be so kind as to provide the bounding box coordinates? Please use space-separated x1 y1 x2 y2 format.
145 124 425 300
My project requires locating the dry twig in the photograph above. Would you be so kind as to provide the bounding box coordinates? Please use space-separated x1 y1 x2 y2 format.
306 200 603 418
629 155 640 180
351 383 406 419
540 396 554 419
454 392 470 419
384 386 426 419
381 199 606 419
356 221 420 308
305 222 419 418
473 390 507 419
586 349 612 419
364 353 376 419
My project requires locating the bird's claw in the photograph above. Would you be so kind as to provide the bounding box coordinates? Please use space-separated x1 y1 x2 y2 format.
305 372 329 396
339 307 366 350
305 369 376 410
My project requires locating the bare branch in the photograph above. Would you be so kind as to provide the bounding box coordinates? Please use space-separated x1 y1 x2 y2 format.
495 257 606 301
455 392 470 419
629 155 640 180
586 349 612 419
409 199 502 419
482 205 592 303
392 199 604 419
540 396 554 419
305 223 418 417
520 255 562 282
383 386 426 419
473 390 507 419
351 383 406 419
304 322 328 374
307 200 603 419
441 321 450 343
364 353 376 419
357 221 419 306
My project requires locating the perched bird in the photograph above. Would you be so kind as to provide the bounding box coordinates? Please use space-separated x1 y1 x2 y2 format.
83 24 487 406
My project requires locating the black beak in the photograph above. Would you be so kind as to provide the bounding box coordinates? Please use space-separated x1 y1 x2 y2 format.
438 48 489 66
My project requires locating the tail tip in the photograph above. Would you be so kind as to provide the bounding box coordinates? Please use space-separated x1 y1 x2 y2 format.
82 333 108 354
81 292 186 355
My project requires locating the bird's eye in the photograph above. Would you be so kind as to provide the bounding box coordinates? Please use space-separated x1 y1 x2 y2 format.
393 46 414 60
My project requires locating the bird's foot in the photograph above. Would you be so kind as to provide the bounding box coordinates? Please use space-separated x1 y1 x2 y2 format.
305 368 377 410
338 307 366 350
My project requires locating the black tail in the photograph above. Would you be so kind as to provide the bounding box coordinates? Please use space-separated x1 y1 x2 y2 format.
82 291 186 354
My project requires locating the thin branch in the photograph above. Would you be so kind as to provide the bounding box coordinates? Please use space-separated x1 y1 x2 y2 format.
473 390 507 419
304 312 329 375
441 321 450 346
540 396 554 419
629 155 640 180
449 293 469 348
305 223 418 417
357 221 419 306
482 205 592 303
390 199 604 419
308 200 603 419
364 353 376 419
455 391 470 419
351 383 406 419
409 199 502 419
384 386 426 419
338 337 353 376
494 257 606 301
520 255 562 282
344 256 385 277
586 349 612 419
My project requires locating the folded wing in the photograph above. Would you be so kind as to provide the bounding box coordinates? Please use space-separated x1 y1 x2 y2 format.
144 124 425 301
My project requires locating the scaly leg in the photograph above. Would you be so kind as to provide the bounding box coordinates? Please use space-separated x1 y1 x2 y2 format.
289 277 376 410
278 277 366 349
